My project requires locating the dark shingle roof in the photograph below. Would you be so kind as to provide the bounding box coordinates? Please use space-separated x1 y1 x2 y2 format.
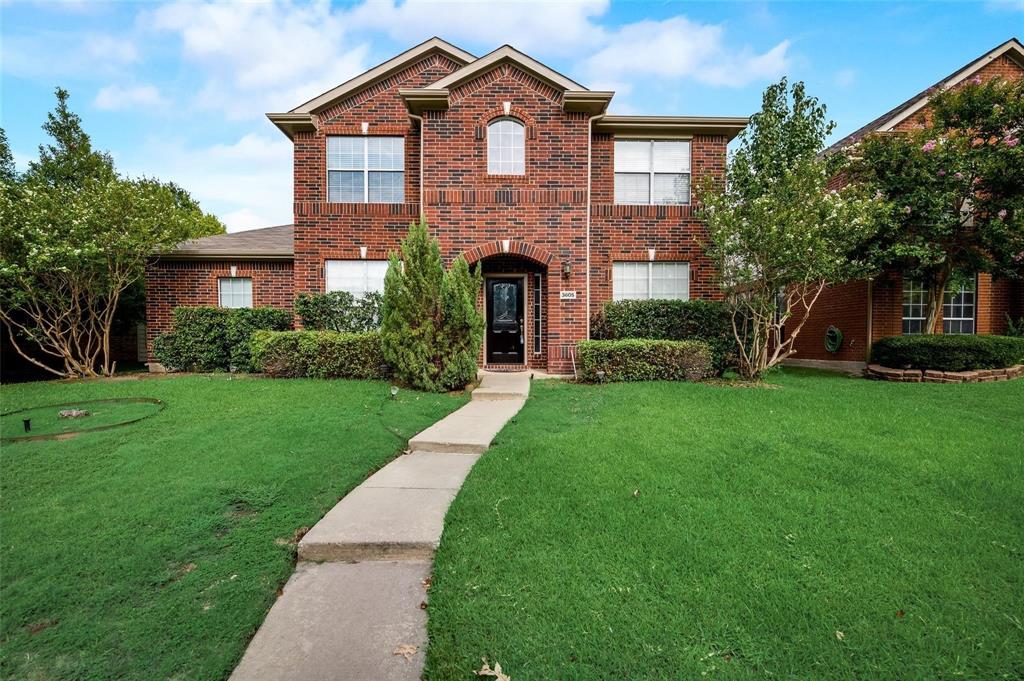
162 224 293 259
824 37 1024 155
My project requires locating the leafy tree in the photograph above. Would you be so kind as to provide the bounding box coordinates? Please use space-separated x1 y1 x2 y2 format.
381 219 483 391
0 88 223 378
701 79 887 379
849 75 1024 333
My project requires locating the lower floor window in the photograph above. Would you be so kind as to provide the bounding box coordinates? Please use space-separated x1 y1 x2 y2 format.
325 260 388 296
943 278 976 334
612 261 689 301
218 277 252 308
902 276 976 335
902 279 927 334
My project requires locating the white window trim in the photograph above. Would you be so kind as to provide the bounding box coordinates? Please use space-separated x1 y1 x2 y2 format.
612 261 690 301
902 279 928 335
614 139 691 205
326 136 404 204
218 277 253 309
487 117 526 175
942 277 977 335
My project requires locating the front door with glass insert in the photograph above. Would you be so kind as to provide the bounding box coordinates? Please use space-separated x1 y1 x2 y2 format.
486 278 524 364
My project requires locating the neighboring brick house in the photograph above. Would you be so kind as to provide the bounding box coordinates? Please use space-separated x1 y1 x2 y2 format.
789 38 1024 367
146 38 746 373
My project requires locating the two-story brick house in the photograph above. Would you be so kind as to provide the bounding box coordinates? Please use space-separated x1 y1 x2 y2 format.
146 38 747 373
788 38 1024 368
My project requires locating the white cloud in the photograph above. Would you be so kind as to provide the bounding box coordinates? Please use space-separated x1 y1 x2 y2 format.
120 133 293 232
94 84 164 111
0 31 138 79
146 0 371 118
583 16 790 88
342 0 609 56
834 68 857 87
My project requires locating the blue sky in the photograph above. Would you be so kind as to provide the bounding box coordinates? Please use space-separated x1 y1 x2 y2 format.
2 0 1022 231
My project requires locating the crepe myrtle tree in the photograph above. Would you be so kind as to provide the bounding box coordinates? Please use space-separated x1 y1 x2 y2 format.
849 75 1024 333
700 78 887 380
0 88 222 378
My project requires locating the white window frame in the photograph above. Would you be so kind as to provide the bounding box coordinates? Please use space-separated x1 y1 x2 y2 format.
614 139 691 205
902 279 928 334
218 277 253 309
943 277 976 335
325 260 389 297
487 117 526 175
612 261 690 301
326 136 404 204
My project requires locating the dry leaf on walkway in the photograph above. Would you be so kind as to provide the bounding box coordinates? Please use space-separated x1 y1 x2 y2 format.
393 644 418 661
477 657 511 680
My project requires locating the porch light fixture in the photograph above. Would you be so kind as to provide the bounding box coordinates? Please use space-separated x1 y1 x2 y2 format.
501 239 511 253
562 261 571 278
359 246 368 259
390 385 399 400
648 248 656 262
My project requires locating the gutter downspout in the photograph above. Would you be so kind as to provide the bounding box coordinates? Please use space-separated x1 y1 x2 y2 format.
586 113 605 340
408 112 425 219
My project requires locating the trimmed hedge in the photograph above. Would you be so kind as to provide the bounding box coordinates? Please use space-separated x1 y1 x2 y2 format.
577 339 712 383
249 330 387 380
871 334 1024 372
152 307 292 372
591 299 735 374
294 291 383 332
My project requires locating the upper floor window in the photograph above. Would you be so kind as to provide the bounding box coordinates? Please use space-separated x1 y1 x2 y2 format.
327 136 404 203
614 140 690 205
487 118 525 175
218 277 252 309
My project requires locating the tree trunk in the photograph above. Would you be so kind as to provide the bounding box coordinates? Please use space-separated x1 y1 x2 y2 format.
923 267 951 335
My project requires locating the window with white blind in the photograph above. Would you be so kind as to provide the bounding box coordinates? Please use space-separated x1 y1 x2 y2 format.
325 260 389 297
612 262 689 301
943 278 976 334
487 118 525 175
614 140 691 205
218 278 252 308
327 136 404 203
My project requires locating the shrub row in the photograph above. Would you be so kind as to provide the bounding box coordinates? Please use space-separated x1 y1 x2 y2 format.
294 291 383 332
249 330 387 379
577 339 713 383
870 334 1024 372
153 307 291 372
591 299 735 374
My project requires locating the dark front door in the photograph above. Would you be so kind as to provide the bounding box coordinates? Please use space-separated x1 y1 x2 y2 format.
486 278 524 364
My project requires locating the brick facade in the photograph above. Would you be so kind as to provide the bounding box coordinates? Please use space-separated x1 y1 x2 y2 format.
145 41 739 373
145 260 293 358
791 44 1024 363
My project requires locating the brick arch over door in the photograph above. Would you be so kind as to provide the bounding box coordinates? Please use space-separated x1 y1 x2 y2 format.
461 240 555 268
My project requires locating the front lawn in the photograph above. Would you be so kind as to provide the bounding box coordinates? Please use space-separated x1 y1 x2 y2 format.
426 369 1024 680
0 374 465 680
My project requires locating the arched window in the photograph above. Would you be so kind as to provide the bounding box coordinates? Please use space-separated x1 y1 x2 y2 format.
487 117 525 175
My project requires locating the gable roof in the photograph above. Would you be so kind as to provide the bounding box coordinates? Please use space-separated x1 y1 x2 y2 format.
291 37 475 114
160 224 294 260
825 37 1024 154
267 37 475 136
426 44 587 92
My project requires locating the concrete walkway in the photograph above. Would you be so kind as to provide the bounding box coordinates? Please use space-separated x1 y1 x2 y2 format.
230 371 530 681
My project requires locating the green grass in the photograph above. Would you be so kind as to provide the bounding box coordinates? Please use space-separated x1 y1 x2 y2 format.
0 374 465 680
426 369 1024 680
2 398 164 438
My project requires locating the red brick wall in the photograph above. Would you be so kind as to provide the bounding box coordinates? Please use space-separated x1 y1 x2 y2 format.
144 259 293 361
149 56 729 374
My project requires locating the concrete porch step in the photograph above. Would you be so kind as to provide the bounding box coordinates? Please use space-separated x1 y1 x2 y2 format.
229 560 430 681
